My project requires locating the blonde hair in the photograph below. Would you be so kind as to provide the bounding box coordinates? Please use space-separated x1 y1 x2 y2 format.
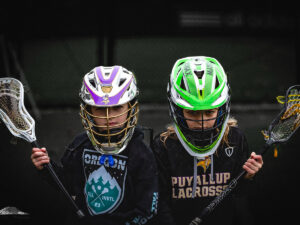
160 117 237 148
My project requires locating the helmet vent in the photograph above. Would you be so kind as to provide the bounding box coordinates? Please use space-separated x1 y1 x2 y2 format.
90 79 96 88
180 79 186 91
119 78 126 87
215 78 220 89
123 69 130 74
194 70 204 79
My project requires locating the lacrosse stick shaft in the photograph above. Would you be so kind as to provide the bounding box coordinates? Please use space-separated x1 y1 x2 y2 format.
31 141 85 218
190 143 270 225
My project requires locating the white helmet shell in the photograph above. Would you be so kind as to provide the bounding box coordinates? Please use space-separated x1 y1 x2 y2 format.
79 66 139 155
80 66 138 107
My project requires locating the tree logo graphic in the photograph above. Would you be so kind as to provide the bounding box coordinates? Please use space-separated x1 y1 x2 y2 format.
85 166 121 214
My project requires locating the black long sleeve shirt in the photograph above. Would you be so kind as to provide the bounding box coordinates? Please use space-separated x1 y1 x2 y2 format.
41 127 158 225
152 126 253 225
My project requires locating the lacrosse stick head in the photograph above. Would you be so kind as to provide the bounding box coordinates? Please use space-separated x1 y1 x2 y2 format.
0 77 36 143
262 85 300 145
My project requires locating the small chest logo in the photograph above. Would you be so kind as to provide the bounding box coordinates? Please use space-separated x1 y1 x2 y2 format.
225 147 234 157
197 157 211 172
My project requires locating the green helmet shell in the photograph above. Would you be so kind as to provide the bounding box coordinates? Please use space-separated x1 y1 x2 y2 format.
170 56 228 110
168 56 230 157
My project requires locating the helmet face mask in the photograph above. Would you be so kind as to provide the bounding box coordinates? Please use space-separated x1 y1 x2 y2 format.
79 66 139 154
168 56 230 157
171 101 229 153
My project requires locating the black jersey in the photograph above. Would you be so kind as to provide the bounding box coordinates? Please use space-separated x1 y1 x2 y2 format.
153 126 253 225
42 127 158 225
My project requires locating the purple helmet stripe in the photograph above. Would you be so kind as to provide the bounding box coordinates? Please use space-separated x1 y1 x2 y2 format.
84 77 133 106
95 66 120 85
107 77 133 105
84 81 104 105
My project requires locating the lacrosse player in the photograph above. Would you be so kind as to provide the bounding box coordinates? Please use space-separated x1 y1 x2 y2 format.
152 56 263 225
31 66 158 224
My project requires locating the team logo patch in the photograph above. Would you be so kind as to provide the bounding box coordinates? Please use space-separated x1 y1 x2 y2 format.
225 147 234 157
197 157 211 172
82 149 128 215
102 95 110 104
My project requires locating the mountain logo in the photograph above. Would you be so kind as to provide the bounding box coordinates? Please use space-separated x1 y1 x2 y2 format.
83 149 128 215
85 166 121 214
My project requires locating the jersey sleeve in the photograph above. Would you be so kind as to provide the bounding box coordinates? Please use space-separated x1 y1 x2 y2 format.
150 135 176 225
231 127 255 196
236 129 250 174
119 142 159 224
38 133 86 196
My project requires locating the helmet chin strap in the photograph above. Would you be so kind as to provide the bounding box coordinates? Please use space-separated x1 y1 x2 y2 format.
174 113 230 158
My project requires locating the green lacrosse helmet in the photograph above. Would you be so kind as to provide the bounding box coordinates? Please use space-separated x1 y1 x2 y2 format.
168 56 230 157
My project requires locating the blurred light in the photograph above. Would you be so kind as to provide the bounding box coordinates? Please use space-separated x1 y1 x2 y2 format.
225 12 244 27
179 12 221 27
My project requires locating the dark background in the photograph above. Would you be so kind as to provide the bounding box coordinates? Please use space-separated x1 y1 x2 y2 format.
0 0 299 224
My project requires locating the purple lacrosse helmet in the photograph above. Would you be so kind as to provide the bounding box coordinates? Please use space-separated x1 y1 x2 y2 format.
79 66 139 154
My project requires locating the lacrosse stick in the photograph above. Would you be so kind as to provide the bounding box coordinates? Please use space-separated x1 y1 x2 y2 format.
190 85 300 225
0 77 85 218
